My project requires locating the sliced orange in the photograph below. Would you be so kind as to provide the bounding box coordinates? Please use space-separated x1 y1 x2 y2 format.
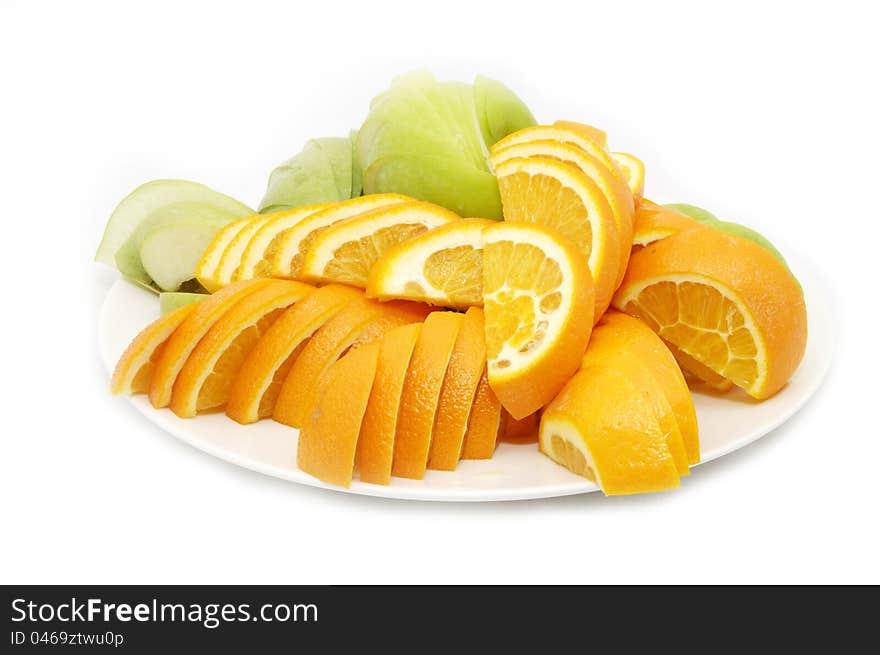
553 120 608 149
366 218 492 309
460 367 505 459
427 307 487 471
225 284 361 424
613 227 807 399
489 139 633 285
540 366 681 495
581 317 691 476
590 311 700 465
196 215 256 292
392 311 463 479
501 411 539 444
492 156 619 317
610 152 645 199
210 212 283 290
297 343 380 488
273 296 429 429
356 323 422 485
299 201 460 288
631 199 703 247
169 280 313 417
269 194 412 280
493 124 623 175
111 303 200 395
482 222 594 420
234 202 333 281
149 279 273 408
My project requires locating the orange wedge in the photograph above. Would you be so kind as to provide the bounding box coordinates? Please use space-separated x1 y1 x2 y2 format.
482 222 594 420
489 139 634 284
613 226 807 399
492 156 620 317
460 368 505 459
299 201 460 288
298 343 380 488
169 280 313 417
589 311 700 465
273 296 429 428
356 323 422 485
631 199 703 247
195 216 255 292
209 212 284 290
225 284 361 424
610 152 645 199
234 202 333 281
149 279 273 408
501 411 539 444
540 366 681 495
269 194 412 280
580 319 690 476
366 218 492 309
553 120 608 149
111 303 200 395
392 311 463 479
427 307 487 471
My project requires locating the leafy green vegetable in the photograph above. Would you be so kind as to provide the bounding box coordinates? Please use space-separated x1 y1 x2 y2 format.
259 136 357 213
357 71 535 218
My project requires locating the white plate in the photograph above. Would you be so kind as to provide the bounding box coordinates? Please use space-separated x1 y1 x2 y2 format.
98 256 833 501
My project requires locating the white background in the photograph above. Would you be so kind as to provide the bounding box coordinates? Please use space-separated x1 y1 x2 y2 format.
1 0 877 584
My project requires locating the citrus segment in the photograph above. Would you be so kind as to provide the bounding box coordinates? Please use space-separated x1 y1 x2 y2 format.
610 152 645 198
392 311 463 479
540 366 681 495
273 297 429 428
482 222 594 420
111 303 199 395
195 216 254 292
225 284 361 424
631 199 704 246
591 311 700 464
234 202 333 281
460 368 504 459
269 194 412 280
356 323 422 485
297 343 380 488
149 279 273 408
366 218 492 309
427 307 487 471
613 228 807 399
169 280 313 417
501 411 539 444
493 156 619 317
299 201 460 288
